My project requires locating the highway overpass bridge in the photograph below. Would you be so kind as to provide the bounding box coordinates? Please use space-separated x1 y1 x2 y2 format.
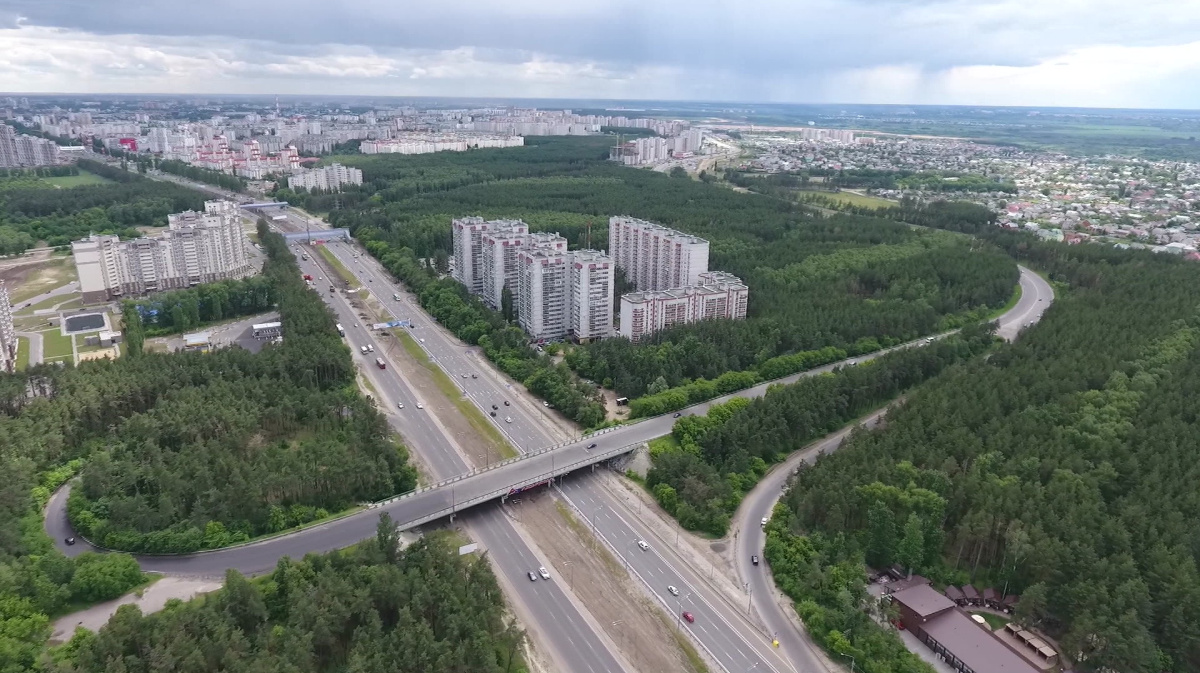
48 429 637 575
282 228 350 242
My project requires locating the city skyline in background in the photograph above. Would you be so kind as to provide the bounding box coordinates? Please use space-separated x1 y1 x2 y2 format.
1 0 1199 109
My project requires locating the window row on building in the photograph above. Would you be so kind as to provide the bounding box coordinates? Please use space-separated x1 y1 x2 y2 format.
71 200 256 303
452 217 614 342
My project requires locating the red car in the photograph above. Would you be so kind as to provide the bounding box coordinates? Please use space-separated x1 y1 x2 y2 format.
682 612 695 624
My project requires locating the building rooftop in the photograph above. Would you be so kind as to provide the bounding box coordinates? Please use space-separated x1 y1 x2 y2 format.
923 609 1041 673
890 583 956 618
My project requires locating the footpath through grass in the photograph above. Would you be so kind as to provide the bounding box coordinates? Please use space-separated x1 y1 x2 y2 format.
395 330 517 459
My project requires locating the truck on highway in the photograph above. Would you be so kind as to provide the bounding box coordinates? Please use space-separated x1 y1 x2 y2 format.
375 357 386 370
336 323 345 337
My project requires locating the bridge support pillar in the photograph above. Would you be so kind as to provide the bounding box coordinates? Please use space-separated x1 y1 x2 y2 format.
501 495 508 505
449 513 456 524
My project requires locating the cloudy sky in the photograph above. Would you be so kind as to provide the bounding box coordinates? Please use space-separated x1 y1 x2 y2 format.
0 0 1197 108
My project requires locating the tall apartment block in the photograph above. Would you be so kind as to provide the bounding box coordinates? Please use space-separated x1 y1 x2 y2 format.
0 281 15 374
286 163 364 192
478 220 532 309
453 216 612 341
72 200 255 303
518 247 570 341
569 249 615 341
619 271 749 342
608 216 710 291
0 124 61 168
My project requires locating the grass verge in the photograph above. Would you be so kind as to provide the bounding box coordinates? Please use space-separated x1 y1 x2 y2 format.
654 611 711 673
316 245 357 286
17 292 81 314
15 337 30 370
396 329 517 459
554 500 628 578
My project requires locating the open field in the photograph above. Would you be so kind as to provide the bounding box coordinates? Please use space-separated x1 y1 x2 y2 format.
823 190 896 208
1 257 76 305
42 171 113 188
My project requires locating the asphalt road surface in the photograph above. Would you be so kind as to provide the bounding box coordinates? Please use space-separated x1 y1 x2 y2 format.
731 266 1055 673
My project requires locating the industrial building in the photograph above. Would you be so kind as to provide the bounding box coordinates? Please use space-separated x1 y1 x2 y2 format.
618 271 749 341
72 200 255 303
608 216 710 291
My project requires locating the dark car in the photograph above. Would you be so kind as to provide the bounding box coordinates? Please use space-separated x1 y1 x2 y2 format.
492 404 499 410
673 412 682 418
490 411 497 417
751 555 759 566
586 443 597 450
682 612 695 624
528 571 538 581
64 537 75 546
504 400 510 406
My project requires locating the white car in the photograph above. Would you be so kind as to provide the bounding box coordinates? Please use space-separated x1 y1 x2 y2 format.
397 402 404 409
637 540 649 551
505 417 513 423
360 346 368 355
366 344 374 353
761 517 769 527
416 403 424 409
667 585 679 596
538 566 550 580
419 338 425 344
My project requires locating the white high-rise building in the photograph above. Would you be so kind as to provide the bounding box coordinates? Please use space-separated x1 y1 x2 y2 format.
479 220 531 310
619 271 749 342
72 200 255 303
454 217 613 341
608 216 710 291
287 163 364 192
0 281 15 374
569 249 615 341
518 247 570 341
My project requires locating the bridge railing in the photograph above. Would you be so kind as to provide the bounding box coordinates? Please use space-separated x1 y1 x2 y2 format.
366 441 639 530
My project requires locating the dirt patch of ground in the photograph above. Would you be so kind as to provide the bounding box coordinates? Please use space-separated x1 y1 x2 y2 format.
49 577 222 643
0 257 73 304
516 494 707 673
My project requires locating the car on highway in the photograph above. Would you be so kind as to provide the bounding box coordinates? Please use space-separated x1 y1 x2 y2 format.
397 402 404 409
667 585 679 596
528 571 538 581
543 400 550 407
471 374 478 379
505 417 513 423
752 555 759 566
761 517 769 527
637 540 648 551
366 344 374 353
416 403 424 409
419 338 425 343
538 566 550 580
682 612 695 624
64 537 75 546
360 346 369 354
673 412 682 418
504 400 510 406
490 411 497 417
926 337 934 343
586 443 597 450
462 373 468 378
492 404 499 410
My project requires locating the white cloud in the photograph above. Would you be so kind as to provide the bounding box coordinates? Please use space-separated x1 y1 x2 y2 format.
0 18 1199 107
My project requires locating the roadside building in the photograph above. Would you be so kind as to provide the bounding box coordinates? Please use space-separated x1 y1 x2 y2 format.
887 584 1043 673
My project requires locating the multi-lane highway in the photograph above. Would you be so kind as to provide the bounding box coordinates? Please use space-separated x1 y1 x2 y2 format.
46 195 1056 673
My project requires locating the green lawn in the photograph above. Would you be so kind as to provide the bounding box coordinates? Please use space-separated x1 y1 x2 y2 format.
825 191 896 209
970 611 1011 631
396 329 517 459
42 171 113 188
40 329 74 360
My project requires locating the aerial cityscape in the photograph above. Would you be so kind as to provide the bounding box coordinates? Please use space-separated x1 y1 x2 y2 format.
0 3 1198 673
